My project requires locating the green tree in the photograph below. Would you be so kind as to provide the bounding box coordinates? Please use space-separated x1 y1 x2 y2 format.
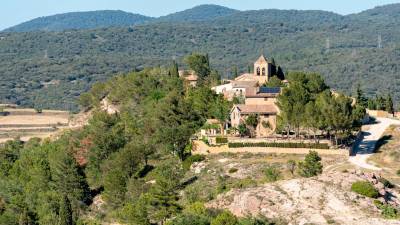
355 84 368 108
59 195 73 225
245 114 259 138
385 94 394 114
238 123 248 137
263 77 284 87
49 144 90 203
264 166 281 182
170 61 179 77
298 151 323 177
146 159 184 224
185 53 211 83
211 211 238 225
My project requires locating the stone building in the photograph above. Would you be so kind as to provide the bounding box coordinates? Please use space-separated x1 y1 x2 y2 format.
235 55 272 85
230 87 281 137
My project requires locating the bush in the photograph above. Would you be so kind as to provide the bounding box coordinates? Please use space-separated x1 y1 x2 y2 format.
216 136 228 144
378 177 394 188
211 211 238 225
228 168 238 173
264 166 281 182
374 200 399 219
351 181 379 198
298 151 323 178
397 169 400 176
228 142 329 149
183 155 206 171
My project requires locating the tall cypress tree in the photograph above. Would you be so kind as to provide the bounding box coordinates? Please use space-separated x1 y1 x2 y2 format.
170 61 179 77
59 195 73 225
355 84 368 108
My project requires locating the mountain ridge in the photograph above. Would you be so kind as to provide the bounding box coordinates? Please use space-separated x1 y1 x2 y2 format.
5 3 400 32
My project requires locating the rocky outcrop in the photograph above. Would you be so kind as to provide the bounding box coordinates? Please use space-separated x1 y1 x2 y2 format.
207 171 400 225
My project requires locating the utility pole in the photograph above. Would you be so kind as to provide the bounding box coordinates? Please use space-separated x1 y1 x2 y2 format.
378 35 382 49
326 38 330 52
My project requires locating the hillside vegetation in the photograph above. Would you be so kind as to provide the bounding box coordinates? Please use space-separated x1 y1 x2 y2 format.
1 4 400 110
3 10 153 32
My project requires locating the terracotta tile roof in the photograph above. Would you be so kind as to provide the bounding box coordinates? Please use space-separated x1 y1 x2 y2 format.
234 73 257 81
231 80 258 88
235 104 278 115
255 55 268 64
186 74 198 81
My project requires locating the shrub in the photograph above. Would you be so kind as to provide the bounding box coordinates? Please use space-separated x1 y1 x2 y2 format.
183 155 206 171
397 169 400 176
231 178 257 189
351 181 379 198
298 151 323 178
374 200 399 219
216 136 228 144
35 107 43 113
228 142 329 149
264 166 281 182
378 177 394 188
211 211 238 225
228 168 238 173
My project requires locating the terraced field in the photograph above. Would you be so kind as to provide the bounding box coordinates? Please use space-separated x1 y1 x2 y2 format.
0 107 70 143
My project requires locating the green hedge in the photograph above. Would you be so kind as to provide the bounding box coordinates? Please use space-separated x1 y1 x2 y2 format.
351 181 379 198
228 142 329 149
216 136 228 144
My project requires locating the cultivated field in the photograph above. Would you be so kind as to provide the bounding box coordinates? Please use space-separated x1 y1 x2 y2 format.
0 107 70 143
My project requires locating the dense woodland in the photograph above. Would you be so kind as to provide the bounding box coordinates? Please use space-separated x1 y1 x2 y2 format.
1 4 400 110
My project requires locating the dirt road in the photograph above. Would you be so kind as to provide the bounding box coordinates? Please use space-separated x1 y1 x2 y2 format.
349 117 400 170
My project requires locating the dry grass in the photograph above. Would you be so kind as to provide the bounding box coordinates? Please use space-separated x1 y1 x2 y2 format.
181 152 348 205
0 108 70 143
369 125 400 185
0 115 69 125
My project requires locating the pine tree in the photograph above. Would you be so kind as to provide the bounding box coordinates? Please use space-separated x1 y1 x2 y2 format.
170 61 179 77
232 66 238 78
49 147 90 203
146 159 183 223
247 65 251 73
298 151 323 177
385 94 394 114
59 195 73 225
355 84 368 108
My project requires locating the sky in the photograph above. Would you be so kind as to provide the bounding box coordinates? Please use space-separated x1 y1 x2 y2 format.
1 0 400 30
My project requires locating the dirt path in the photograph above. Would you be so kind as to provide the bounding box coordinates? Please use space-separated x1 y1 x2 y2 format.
349 117 400 170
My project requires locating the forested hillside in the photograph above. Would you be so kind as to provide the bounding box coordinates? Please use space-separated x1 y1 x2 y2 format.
3 10 153 32
0 4 400 110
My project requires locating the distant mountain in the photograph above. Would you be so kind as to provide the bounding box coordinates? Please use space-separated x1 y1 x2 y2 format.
1 4 400 110
4 10 153 32
157 4 238 22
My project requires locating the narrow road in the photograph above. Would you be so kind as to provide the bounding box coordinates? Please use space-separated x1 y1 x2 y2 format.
349 117 400 170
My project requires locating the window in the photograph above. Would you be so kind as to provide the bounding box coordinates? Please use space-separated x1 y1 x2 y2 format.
262 67 266 76
256 67 261 76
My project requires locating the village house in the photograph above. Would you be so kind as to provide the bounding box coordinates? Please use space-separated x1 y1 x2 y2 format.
211 80 258 100
179 70 198 87
230 87 281 136
212 54 284 137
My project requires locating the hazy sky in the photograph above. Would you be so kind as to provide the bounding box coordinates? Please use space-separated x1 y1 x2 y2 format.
1 0 399 30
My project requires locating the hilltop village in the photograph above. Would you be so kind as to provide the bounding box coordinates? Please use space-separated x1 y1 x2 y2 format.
1 52 400 225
